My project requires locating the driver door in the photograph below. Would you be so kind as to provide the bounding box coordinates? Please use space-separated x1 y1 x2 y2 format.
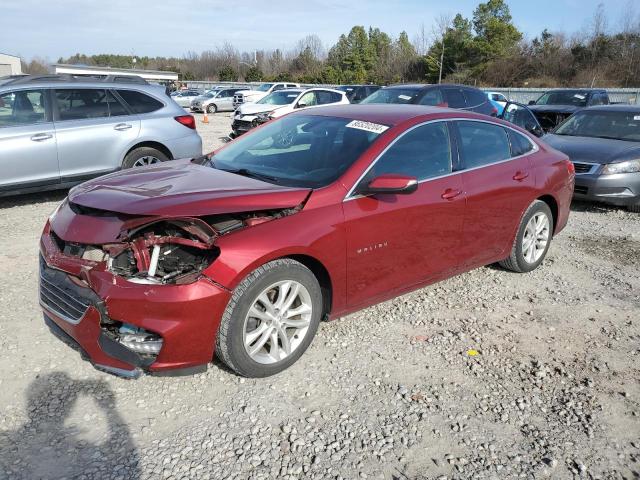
343 121 466 308
500 102 544 136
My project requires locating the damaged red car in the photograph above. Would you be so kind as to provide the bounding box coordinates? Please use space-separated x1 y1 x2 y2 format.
40 105 574 378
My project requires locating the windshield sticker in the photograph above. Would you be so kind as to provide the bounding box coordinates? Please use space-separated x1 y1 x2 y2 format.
346 120 389 134
398 94 412 101
287 94 298 97
573 94 586 100
634 115 640 121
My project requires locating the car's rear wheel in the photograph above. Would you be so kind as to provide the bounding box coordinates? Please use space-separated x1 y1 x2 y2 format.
207 104 217 114
499 200 553 273
122 147 169 169
216 259 323 377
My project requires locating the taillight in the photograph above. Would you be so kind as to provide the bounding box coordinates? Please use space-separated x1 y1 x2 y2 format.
175 115 196 130
491 107 498 116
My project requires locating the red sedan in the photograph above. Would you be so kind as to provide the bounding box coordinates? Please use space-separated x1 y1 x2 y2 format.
40 105 574 378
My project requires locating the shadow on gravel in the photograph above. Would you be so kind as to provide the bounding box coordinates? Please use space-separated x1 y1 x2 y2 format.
0 372 140 479
570 199 630 214
0 190 68 209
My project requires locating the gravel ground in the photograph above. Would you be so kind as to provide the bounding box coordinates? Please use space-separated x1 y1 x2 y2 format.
0 112 639 480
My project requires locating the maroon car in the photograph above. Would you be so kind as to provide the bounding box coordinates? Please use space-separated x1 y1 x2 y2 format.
40 105 574 378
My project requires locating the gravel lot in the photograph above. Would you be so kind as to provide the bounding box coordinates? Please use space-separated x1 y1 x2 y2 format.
0 112 639 480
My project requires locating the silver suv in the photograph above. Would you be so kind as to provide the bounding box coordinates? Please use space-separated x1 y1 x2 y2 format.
0 75 202 196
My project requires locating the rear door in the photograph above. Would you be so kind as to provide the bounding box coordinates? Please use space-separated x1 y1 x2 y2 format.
344 121 465 307
0 88 59 190
454 120 537 267
53 88 140 181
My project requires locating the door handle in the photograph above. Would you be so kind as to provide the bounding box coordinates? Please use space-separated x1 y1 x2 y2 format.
114 123 132 131
441 188 462 200
30 133 53 142
513 171 530 181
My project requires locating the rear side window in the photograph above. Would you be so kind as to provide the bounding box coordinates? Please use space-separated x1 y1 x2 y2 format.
365 122 452 181
316 90 342 104
418 88 444 106
508 130 535 157
457 121 511 169
0 89 47 127
463 88 488 107
443 88 466 108
117 90 164 114
55 89 110 120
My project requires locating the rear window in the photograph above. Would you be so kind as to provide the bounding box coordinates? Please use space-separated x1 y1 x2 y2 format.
117 90 164 114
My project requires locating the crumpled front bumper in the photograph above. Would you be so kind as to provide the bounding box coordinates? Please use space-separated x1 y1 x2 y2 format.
574 172 640 207
39 221 231 378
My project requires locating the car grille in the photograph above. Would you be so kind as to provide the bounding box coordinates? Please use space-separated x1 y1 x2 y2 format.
574 185 588 195
233 93 244 105
40 257 92 324
573 162 596 174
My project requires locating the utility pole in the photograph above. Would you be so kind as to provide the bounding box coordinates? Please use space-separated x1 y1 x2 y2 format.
439 42 444 84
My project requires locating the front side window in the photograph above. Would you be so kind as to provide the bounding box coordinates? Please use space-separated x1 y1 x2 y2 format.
117 90 164 114
55 89 110 120
418 88 444 106
256 83 274 92
457 121 511 169
0 89 47 127
212 114 384 188
298 91 317 107
363 122 452 182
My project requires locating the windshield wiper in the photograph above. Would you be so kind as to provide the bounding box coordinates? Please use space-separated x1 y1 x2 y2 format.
220 168 281 183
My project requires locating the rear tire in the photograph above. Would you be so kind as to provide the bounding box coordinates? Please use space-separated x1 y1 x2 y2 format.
216 259 323 377
122 147 169 169
499 200 553 273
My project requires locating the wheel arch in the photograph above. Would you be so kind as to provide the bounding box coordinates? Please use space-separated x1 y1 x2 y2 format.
537 194 559 233
282 254 333 320
123 141 174 164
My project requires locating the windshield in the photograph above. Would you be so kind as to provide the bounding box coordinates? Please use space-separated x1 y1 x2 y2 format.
212 115 386 188
360 88 420 104
554 110 640 141
257 91 300 105
535 90 589 107
256 83 274 92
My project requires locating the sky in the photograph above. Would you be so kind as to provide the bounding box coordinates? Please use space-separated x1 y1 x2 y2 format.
0 0 633 61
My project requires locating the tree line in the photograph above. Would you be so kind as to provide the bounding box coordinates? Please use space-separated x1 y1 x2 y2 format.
27 0 640 88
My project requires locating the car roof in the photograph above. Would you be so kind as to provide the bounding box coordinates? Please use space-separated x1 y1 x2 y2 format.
544 88 605 92
0 78 164 94
291 104 486 126
585 104 640 112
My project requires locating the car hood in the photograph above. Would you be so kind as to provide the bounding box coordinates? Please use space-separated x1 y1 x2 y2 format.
529 105 582 114
238 103 289 115
68 159 311 217
542 134 640 164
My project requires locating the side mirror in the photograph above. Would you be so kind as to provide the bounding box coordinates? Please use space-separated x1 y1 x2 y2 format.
357 174 418 196
296 102 307 109
528 100 535 105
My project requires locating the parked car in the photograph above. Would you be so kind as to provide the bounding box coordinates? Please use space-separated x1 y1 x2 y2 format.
527 88 610 132
0 75 202 196
40 104 573 379
361 83 496 116
233 82 300 108
191 87 250 113
337 84 381 103
231 88 348 137
173 89 204 107
541 105 639 212
486 91 508 115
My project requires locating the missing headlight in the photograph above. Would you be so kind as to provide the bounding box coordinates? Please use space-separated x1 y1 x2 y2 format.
102 321 163 356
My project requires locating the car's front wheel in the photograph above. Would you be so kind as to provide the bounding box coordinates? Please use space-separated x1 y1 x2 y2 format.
216 259 323 377
207 104 217 114
499 200 553 273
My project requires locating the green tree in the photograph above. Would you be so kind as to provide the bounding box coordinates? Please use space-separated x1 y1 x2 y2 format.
472 0 522 60
244 66 263 82
218 65 238 81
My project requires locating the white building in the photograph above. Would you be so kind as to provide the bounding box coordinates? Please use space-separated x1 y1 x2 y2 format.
0 53 22 76
52 64 178 82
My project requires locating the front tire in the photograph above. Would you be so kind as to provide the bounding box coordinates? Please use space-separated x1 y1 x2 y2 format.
207 104 217 114
122 147 169 169
216 259 323 377
499 200 553 273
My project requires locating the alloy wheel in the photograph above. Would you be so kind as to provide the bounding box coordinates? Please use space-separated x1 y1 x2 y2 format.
242 280 313 365
522 212 550 264
132 156 161 167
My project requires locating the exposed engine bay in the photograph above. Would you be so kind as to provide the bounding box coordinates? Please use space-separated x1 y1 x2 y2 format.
53 203 302 285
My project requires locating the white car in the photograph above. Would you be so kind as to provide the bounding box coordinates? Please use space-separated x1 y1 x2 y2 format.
232 82 300 108
486 91 508 115
231 88 349 137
